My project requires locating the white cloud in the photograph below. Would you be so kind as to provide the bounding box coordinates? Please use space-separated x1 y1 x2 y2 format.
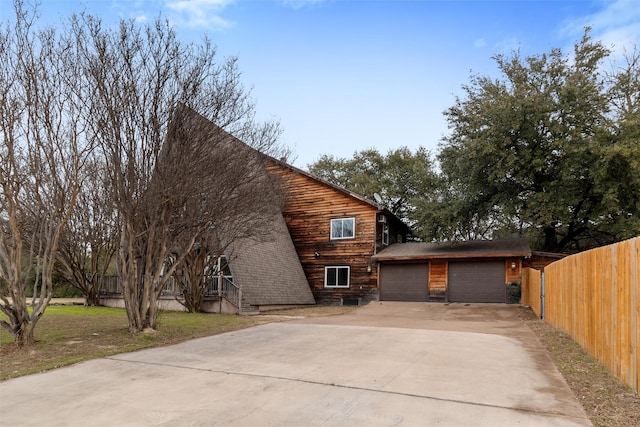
164 0 236 29
560 0 640 56
281 0 327 9
474 38 487 48
493 36 522 55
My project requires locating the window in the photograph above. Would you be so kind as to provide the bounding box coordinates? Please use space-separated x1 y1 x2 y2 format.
324 266 350 288
330 218 355 240
382 223 389 245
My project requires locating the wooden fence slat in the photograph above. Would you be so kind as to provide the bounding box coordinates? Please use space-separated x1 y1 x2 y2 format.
542 238 636 390
542 237 639 392
522 267 541 317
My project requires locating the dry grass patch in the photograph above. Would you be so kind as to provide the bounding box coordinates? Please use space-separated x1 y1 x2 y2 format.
520 307 640 427
0 304 355 381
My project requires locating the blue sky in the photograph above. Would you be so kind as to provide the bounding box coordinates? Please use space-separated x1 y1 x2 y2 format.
2 0 639 168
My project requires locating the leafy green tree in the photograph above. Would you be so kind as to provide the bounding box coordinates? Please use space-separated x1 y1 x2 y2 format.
308 147 438 237
434 30 640 252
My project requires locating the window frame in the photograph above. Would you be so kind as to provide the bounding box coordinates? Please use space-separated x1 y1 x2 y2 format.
382 223 389 246
330 217 356 240
324 266 351 288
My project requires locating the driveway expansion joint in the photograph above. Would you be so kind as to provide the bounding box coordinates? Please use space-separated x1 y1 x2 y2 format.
104 355 591 423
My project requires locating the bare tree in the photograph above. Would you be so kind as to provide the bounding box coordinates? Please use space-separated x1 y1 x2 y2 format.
0 2 91 345
55 157 118 306
73 15 287 331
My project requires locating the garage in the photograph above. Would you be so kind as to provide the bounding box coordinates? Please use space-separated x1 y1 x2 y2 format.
380 263 429 301
448 261 506 303
374 239 530 304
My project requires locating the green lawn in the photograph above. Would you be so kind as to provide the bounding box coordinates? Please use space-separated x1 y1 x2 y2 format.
0 304 355 381
1 306 260 380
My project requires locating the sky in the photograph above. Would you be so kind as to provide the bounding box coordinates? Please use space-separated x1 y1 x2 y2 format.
2 0 639 169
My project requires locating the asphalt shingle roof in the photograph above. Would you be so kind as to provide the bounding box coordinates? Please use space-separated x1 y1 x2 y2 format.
373 238 532 261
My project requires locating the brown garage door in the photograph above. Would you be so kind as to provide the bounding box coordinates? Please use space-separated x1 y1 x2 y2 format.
380 264 429 301
448 261 505 303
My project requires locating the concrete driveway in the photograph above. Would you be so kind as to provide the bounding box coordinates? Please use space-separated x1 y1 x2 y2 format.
0 303 590 426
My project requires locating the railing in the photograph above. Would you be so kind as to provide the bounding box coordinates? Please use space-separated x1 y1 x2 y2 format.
99 275 233 299
101 276 122 295
220 276 241 309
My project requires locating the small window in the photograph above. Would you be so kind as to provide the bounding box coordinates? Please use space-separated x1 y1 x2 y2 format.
397 233 403 243
325 266 350 288
330 218 355 240
382 223 389 245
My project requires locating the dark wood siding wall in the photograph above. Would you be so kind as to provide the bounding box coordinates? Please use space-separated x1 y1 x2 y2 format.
374 214 406 253
506 258 522 283
268 164 380 304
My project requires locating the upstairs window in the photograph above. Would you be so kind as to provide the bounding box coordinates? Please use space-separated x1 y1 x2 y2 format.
325 266 350 288
330 218 355 240
382 223 389 245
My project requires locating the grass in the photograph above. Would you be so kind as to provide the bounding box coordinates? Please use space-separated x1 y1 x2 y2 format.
1 304 338 381
3 303 638 427
0 304 357 381
520 307 640 427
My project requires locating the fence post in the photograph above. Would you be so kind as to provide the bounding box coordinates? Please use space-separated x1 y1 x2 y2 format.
540 270 545 320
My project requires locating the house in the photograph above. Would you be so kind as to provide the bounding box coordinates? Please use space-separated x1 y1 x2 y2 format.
266 160 410 305
372 238 532 303
100 106 533 312
100 106 407 313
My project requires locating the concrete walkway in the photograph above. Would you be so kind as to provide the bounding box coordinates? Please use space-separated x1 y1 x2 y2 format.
0 303 590 426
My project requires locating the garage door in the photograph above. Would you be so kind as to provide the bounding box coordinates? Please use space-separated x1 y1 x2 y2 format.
380 264 429 301
448 261 505 303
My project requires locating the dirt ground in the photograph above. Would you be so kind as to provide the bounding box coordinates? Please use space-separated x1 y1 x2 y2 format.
519 307 640 427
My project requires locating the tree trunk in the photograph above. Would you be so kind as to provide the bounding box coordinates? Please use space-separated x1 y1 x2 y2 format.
14 320 37 347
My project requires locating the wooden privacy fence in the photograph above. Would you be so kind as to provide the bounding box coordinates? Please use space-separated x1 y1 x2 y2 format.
540 237 639 392
521 267 541 317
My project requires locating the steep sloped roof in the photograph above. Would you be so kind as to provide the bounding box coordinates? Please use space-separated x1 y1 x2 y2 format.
228 212 315 305
173 105 315 306
373 238 532 261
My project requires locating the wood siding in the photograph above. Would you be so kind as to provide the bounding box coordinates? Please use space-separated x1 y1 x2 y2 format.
268 163 382 304
428 260 447 301
505 258 522 284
